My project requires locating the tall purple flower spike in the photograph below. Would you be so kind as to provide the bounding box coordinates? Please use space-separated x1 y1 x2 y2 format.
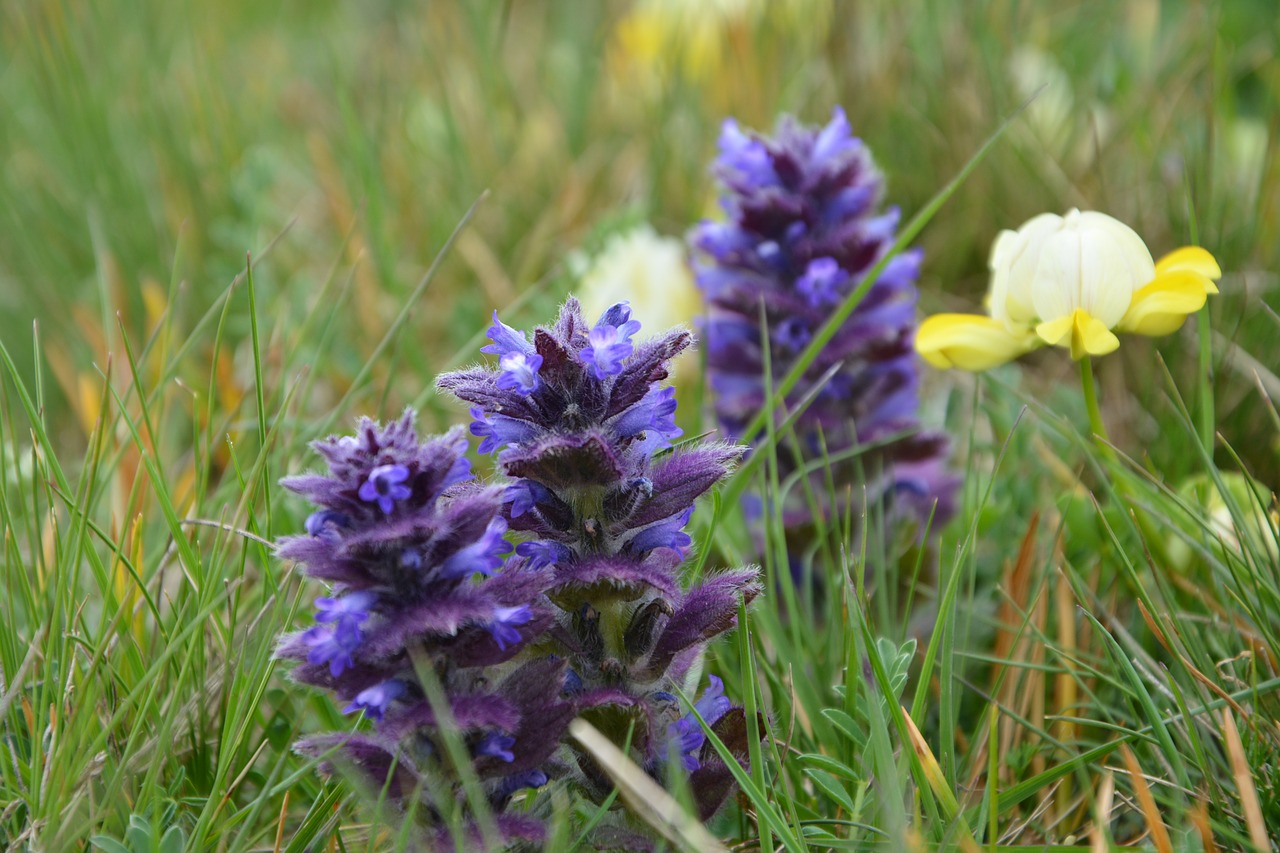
439 300 763 826
276 410 573 848
690 108 958 536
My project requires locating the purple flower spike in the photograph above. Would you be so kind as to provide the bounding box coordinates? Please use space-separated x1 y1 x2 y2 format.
497 352 543 395
690 108 957 535
440 301 762 823
486 605 533 651
277 409 566 842
477 731 517 763
344 679 407 721
440 517 511 579
358 463 412 514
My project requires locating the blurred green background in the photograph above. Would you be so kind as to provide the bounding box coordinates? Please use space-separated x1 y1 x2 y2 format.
1 0 1277 473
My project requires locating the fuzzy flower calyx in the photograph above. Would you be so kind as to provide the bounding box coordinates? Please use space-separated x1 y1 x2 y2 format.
916 210 1222 369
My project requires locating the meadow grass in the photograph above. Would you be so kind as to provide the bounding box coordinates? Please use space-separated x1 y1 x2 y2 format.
1 0 1278 849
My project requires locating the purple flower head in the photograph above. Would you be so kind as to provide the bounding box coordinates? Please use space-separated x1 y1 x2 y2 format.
689 108 957 535
440 302 762 821
358 463 412 514
486 605 533 651
277 410 565 840
440 517 511 579
497 351 543 395
476 731 517 763
344 679 407 721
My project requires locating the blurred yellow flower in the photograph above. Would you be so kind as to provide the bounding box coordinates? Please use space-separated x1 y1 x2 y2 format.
576 225 701 339
609 0 829 103
916 210 1221 370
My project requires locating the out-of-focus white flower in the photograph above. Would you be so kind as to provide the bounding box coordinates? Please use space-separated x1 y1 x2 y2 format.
576 225 701 340
1009 48 1074 143
916 209 1221 370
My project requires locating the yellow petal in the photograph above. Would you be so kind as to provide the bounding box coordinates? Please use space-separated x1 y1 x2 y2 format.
1116 270 1210 337
915 314 1037 371
1155 246 1222 291
1036 309 1119 360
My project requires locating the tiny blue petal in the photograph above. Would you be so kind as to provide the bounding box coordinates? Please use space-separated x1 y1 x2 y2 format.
344 679 407 721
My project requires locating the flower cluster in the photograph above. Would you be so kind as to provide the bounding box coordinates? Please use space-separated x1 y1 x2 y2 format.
915 209 1222 370
439 299 761 825
690 108 957 534
276 412 572 848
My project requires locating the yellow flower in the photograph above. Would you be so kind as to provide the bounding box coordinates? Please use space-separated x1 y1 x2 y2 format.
916 210 1221 370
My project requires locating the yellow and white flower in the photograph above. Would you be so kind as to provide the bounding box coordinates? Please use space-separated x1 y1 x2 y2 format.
916 209 1221 370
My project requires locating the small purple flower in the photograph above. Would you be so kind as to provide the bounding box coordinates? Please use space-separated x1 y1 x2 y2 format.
497 352 543 396
773 317 811 353
666 676 732 772
470 407 537 455
481 311 535 358
625 508 694 558
486 605 533 651
504 480 543 518
305 510 350 542
303 624 360 677
344 679 407 721
358 464 412 514
613 386 681 443
495 769 548 800
315 590 376 628
796 257 848 308
515 540 572 570
579 303 642 379
440 517 511 579
476 730 517 763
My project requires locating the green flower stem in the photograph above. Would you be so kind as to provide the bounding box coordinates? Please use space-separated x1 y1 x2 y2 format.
1079 356 1110 449
1079 355 1172 566
1197 309 1214 453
